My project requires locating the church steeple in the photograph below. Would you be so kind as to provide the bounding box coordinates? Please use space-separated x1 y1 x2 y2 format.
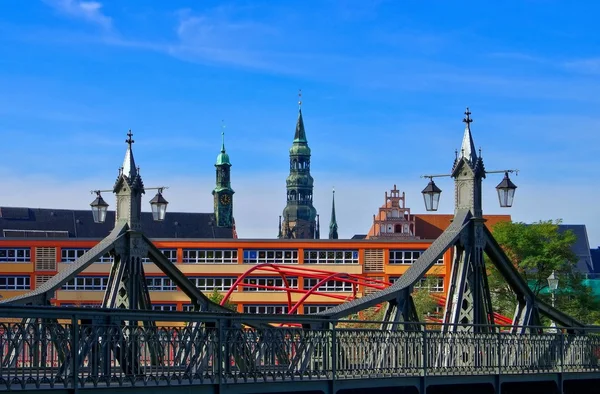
113 130 145 230
451 108 485 217
329 188 338 239
280 91 318 239
212 125 234 228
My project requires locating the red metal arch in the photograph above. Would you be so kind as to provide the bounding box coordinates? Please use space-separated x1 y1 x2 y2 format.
220 263 389 313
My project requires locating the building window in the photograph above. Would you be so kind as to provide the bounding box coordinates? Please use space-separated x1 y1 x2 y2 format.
389 250 443 265
304 305 336 314
0 276 30 290
146 277 176 291
303 278 353 292
142 249 177 264
189 277 236 291
414 277 444 292
62 276 108 291
152 304 177 311
243 277 298 291
243 250 298 264
183 249 237 264
303 250 359 264
0 248 31 262
243 305 290 314
182 304 196 312
62 249 113 263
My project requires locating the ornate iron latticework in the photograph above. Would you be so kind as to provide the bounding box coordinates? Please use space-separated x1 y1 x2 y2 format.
319 108 585 336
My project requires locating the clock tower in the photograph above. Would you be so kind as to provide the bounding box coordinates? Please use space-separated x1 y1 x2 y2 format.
212 132 234 228
280 93 318 239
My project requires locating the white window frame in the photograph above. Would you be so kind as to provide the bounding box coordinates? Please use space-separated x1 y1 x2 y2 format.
62 276 108 291
243 277 298 292
243 305 290 314
0 248 31 263
303 250 359 264
146 277 176 291
389 250 443 265
0 276 30 290
189 277 236 291
303 278 354 292
243 249 298 264
183 249 237 264
304 305 336 314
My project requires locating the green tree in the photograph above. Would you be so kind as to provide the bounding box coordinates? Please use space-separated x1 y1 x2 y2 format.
488 220 600 324
412 278 440 321
206 288 237 311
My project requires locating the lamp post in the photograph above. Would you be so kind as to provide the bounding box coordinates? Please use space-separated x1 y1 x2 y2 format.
547 271 559 331
547 270 559 308
416 108 520 332
89 187 169 224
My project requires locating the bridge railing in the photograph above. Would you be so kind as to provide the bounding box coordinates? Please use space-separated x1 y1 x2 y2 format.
0 306 600 390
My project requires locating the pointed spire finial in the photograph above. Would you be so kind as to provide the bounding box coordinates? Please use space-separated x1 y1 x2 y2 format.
298 89 302 109
329 187 338 239
463 107 472 127
221 120 226 153
122 129 137 179
459 107 477 163
126 129 134 146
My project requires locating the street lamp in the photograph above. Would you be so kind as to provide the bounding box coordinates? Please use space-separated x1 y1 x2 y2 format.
421 177 442 212
547 270 559 308
149 188 169 222
90 191 109 224
495 171 518 208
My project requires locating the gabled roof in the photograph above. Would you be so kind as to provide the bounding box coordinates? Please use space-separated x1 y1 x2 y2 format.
558 224 594 274
0 207 234 239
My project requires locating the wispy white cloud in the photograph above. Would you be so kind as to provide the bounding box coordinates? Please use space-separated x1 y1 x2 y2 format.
564 58 600 75
44 0 112 30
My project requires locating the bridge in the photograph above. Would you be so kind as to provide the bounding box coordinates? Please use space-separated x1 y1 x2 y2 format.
1 110 599 394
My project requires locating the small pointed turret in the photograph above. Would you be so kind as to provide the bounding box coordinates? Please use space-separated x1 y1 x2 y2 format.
460 108 477 163
329 188 338 239
122 130 138 179
113 130 144 230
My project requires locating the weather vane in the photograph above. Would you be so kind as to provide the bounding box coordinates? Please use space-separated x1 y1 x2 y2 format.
298 89 302 109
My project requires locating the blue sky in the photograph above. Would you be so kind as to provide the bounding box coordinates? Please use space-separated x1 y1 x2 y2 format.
0 0 599 246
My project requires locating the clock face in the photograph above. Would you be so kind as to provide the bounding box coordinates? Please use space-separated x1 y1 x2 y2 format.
220 194 231 205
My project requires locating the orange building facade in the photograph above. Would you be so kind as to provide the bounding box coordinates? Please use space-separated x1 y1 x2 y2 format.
0 212 510 315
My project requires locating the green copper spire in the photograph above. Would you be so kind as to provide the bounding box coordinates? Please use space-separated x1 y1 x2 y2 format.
294 89 307 143
281 91 318 239
329 188 338 239
213 123 234 228
215 127 231 166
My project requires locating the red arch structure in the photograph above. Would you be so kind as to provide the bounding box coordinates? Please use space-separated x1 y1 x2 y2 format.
221 263 513 324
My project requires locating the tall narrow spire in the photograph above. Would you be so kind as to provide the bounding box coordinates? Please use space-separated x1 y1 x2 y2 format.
294 89 307 142
282 91 317 239
329 188 338 239
460 107 477 163
122 129 137 179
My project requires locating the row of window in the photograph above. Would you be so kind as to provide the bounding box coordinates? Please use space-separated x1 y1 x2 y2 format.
61 249 177 263
389 250 443 265
0 248 446 265
389 276 444 292
183 249 237 264
57 276 361 293
303 250 359 264
0 248 31 262
0 276 31 289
